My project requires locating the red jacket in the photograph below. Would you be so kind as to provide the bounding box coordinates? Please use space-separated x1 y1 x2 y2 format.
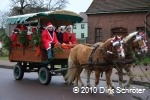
42 29 58 50
63 32 77 44
11 33 18 41
11 33 19 47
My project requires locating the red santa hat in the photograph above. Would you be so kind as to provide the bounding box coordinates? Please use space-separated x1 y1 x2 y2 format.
12 25 21 33
66 25 71 29
47 22 53 28
20 25 28 31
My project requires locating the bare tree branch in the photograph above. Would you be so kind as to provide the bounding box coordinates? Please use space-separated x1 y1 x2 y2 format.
9 0 69 15
0 10 9 29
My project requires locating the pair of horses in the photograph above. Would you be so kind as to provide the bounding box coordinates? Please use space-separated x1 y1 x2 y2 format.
64 31 148 96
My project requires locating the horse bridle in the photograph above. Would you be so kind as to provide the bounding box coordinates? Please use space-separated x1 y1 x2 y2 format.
134 34 148 52
97 39 124 63
122 33 148 58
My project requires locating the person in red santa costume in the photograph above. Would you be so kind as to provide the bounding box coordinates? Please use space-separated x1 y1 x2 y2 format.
11 25 21 41
42 22 59 61
63 25 77 44
11 25 21 47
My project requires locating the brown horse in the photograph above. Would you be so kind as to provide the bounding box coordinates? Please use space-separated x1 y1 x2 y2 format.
65 36 125 96
110 31 148 90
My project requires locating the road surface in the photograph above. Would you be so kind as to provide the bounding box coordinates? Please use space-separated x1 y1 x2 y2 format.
0 68 149 100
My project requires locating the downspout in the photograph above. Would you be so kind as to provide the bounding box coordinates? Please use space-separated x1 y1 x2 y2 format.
145 10 150 45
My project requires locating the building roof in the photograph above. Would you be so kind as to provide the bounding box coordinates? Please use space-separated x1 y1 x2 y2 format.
79 12 88 22
86 0 150 14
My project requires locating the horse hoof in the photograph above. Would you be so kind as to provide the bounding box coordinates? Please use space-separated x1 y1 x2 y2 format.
124 85 130 89
124 86 129 89
112 86 116 90
121 90 126 93
108 94 114 97
89 89 94 94
87 85 91 87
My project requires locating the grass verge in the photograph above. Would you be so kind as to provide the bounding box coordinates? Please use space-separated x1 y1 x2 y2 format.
139 56 150 65
0 56 9 60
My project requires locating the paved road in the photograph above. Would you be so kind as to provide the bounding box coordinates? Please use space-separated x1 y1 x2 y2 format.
1 60 150 83
0 68 149 100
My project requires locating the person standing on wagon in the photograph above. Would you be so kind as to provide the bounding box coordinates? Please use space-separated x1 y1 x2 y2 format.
42 22 59 61
63 25 77 44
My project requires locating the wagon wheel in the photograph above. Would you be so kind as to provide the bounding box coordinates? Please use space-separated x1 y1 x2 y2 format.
13 64 24 80
38 67 51 85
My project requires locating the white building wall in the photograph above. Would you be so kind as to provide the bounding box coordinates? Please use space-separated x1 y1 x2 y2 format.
73 22 88 39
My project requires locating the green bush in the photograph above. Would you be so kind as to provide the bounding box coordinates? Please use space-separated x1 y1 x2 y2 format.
0 31 11 50
30 32 42 47
0 47 9 56
77 38 87 44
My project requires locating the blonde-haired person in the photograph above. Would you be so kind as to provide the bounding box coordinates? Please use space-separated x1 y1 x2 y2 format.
63 25 77 44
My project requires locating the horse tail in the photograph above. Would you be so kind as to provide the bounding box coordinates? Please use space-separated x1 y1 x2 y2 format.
64 55 76 84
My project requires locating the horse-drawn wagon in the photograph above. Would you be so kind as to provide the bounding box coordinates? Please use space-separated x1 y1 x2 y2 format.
6 10 83 85
5 10 149 96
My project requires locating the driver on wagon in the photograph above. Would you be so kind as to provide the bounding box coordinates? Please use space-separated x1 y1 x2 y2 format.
42 22 59 61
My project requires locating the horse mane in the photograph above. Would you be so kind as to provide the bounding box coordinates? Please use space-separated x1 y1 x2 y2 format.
123 31 138 43
102 38 113 50
100 38 116 61
82 43 94 47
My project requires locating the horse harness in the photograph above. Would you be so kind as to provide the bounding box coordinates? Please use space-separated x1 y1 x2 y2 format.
87 43 137 76
88 44 114 67
54 43 133 76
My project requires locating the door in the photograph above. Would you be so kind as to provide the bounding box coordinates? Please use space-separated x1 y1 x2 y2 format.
112 28 127 38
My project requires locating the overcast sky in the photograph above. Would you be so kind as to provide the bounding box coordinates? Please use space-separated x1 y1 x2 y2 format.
0 0 93 14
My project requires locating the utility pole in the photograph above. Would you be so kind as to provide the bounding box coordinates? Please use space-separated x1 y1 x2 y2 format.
145 10 150 45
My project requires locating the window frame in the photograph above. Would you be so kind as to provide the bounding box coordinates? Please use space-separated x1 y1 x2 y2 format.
73 25 76 29
95 28 102 42
81 24 84 29
81 33 84 38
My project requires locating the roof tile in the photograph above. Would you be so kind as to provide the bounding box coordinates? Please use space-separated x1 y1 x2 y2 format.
86 0 150 13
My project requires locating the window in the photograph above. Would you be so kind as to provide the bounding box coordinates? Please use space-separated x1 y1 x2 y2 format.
136 27 145 31
95 28 102 42
81 33 84 38
81 24 84 29
73 25 76 29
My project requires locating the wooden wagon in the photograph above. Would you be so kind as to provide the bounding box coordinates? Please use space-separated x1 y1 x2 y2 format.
6 10 83 85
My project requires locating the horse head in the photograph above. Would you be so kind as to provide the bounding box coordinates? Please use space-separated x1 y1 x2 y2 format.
123 31 148 56
133 31 148 55
104 35 125 59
